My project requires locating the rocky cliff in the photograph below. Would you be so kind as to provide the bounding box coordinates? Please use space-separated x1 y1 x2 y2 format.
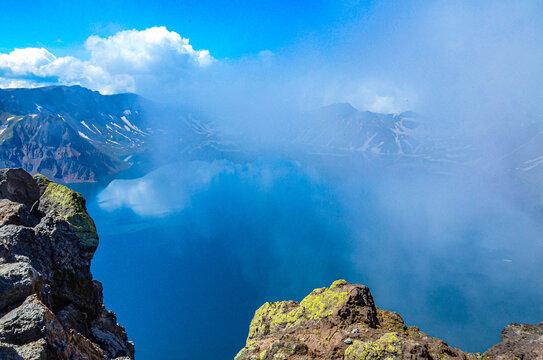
236 280 543 360
0 168 133 359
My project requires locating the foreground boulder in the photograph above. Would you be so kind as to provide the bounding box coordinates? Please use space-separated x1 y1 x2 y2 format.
0 168 133 359
236 279 542 360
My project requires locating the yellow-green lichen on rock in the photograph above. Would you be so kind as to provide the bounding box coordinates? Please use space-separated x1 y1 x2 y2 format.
330 279 348 288
344 332 404 360
237 280 493 360
247 282 351 340
235 341 303 360
34 174 98 253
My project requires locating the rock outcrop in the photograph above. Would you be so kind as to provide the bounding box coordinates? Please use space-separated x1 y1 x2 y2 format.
236 280 542 360
0 168 133 359
484 322 543 360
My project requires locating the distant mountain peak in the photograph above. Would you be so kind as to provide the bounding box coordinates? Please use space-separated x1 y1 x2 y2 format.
318 102 360 117
290 102 422 158
0 86 147 182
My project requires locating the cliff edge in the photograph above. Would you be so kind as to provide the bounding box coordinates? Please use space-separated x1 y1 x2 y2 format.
236 280 543 360
0 168 133 359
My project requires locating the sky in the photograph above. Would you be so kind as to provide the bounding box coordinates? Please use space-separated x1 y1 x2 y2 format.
0 0 372 58
3 2 543 358
2 1 543 132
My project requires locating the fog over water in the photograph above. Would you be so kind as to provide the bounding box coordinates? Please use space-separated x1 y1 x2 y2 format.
62 2 543 359
75 154 543 360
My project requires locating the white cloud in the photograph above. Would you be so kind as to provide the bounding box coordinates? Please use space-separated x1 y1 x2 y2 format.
0 48 56 76
362 95 403 114
321 81 413 115
85 26 212 73
0 77 41 89
0 26 213 94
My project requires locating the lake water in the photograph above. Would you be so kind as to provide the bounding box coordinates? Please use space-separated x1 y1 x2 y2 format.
74 159 543 360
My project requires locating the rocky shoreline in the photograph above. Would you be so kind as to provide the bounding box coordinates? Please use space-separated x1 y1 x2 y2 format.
0 168 133 359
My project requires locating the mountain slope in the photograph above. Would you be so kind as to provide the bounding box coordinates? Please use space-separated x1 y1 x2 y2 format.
293 103 423 157
0 85 149 157
0 112 127 182
0 86 149 182
0 85 229 183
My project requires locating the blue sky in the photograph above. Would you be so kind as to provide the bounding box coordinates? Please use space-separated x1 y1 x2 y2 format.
0 0 377 58
1 1 543 123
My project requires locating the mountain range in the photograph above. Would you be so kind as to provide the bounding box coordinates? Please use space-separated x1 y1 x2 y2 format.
0 86 224 183
3 84 543 189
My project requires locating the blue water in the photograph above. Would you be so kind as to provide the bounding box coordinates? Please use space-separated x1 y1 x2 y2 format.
74 159 543 360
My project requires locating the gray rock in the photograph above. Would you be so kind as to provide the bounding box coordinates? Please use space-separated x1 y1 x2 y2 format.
91 309 133 358
57 303 90 337
484 322 543 360
0 295 61 345
0 339 48 360
0 168 133 359
0 200 38 227
0 169 40 210
0 262 41 310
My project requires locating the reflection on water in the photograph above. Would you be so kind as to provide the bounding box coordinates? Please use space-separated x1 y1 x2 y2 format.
74 159 543 360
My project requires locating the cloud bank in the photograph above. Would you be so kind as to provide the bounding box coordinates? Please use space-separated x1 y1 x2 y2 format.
0 26 212 94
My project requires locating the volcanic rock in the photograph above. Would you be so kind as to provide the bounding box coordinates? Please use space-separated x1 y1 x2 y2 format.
236 279 542 360
0 168 133 359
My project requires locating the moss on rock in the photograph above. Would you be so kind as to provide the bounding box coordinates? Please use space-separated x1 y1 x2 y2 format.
344 332 404 359
247 284 351 339
34 174 98 253
237 280 494 360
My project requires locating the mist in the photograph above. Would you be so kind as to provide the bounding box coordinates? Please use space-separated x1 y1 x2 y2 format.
55 1 543 359
131 2 543 145
89 154 543 359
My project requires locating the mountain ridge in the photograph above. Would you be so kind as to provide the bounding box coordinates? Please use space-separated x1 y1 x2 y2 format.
0 85 226 183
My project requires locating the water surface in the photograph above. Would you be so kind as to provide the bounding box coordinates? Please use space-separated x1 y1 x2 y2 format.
74 159 543 360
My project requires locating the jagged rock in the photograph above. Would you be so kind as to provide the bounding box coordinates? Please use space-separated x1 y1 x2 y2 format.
57 304 90 337
236 279 542 360
91 308 134 359
0 262 41 310
0 168 133 359
484 322 543 360
0 295 106 359
0 169 40 209
0 200 38 227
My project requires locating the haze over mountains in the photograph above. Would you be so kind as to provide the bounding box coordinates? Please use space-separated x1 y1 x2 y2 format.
0 86 223 182
0 85 432 182
3 84 543 193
